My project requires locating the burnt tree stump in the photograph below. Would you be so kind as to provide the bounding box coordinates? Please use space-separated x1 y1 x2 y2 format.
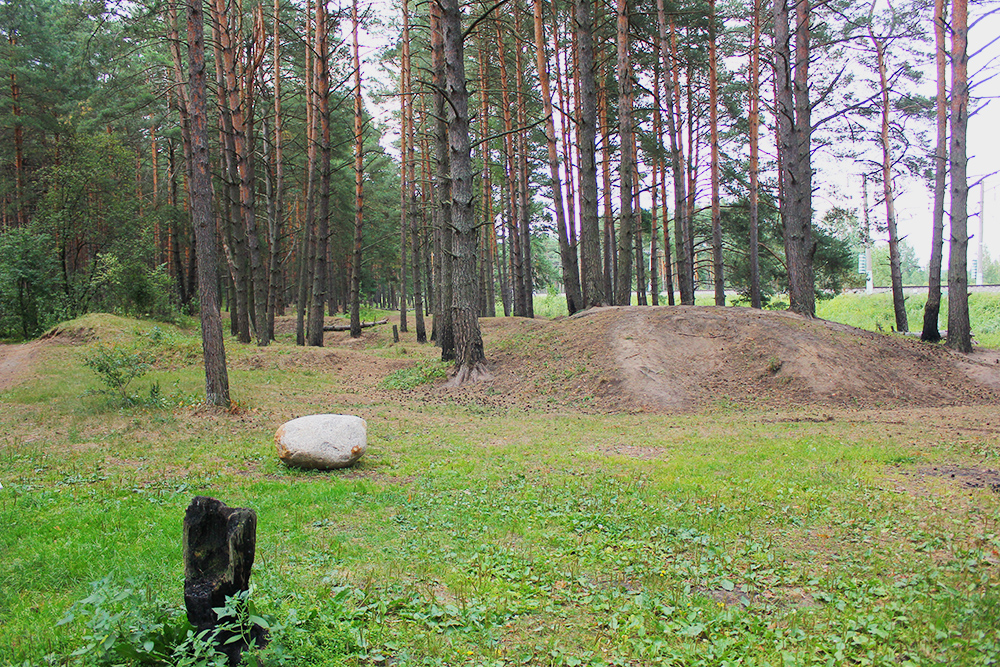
183 496 266 665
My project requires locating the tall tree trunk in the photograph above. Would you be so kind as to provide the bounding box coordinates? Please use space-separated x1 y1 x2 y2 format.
748 0 763 309
650 150 660 306
209 7 250 343
633 138 646 305
349 0 364 339
398 0 409 333
575 0 604 307
659 9 692 304
215 0 268 345
403 0 423 338
946 0 971 352
660 157 675 305
476 30 496 318
774 0 815 316
922 0 947 342
709 0 724 306
533 0 581 315
267 0 284 341
432 1 455 358
615 0 634 306
599 75 616 299
307 0 330 346
186 0 230 406
405 3 426 342
514 2 534 318
441 0 489 384
871 29 907 333
496 22 525 317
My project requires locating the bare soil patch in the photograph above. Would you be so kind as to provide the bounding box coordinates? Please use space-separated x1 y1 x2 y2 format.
412 306 1000 413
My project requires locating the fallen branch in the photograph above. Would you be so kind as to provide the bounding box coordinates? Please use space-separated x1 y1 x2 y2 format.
323 318 389 332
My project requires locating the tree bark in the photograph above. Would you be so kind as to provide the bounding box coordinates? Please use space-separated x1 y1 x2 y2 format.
404 0 426 342
774 0 815 316
266 0 284 342
295 0 316 346
599 74 616 299
922 0 947 342
575 0 604 307
748 0 763 309
614 0 634 306
514 2 533 318
495 22 525 317
348 0 364 339
432 1 454 358
660 10 692 304
398 0 409 334
871 29 908 333
186 0 230 406
441 0 489 385
476 29 496 318
946 0 971 353
709 0 724 306
307 0 330 346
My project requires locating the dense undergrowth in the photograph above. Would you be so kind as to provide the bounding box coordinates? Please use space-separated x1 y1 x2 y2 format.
1 311 998 666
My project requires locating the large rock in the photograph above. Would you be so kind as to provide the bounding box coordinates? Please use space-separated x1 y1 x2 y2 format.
275 414 367 469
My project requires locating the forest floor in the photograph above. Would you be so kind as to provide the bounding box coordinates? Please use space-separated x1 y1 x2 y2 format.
3 306 1000 666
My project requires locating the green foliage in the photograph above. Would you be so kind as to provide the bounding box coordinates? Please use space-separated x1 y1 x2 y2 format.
0 228 63 339
871 241 926 287
55 580 279 667
380 361 449 389
82 344 154 406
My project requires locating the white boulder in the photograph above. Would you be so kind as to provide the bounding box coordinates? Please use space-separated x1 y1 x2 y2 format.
275 414 367 469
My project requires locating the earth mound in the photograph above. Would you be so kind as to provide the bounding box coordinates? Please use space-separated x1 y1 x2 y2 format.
456 306 1000 412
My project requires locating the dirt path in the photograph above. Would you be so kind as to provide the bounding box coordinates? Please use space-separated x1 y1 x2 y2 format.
0 342 38 392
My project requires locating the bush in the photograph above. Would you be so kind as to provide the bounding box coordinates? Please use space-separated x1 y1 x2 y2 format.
82 344 155 407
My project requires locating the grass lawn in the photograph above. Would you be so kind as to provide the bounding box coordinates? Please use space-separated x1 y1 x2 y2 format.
1 312 998 666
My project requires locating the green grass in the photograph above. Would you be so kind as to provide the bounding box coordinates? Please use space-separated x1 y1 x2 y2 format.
2 318 999 666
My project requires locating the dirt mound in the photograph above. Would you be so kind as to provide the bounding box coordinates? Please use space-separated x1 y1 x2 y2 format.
3 307 997 413
446 306 1000 413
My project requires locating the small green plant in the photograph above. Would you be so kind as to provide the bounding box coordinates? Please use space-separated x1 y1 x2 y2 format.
767 356 782 373
83 343 153 406
57 577 195 666
380 361 450 389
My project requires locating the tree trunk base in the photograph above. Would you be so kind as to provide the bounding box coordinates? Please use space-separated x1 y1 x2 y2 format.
445 362 493 387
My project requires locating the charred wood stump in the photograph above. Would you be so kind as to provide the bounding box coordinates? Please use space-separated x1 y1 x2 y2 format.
183 496 266 665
